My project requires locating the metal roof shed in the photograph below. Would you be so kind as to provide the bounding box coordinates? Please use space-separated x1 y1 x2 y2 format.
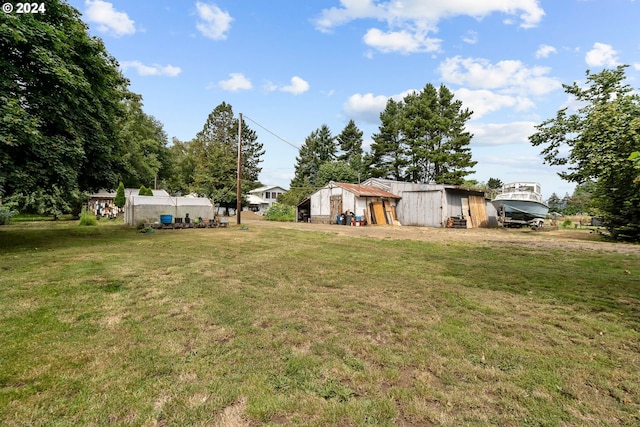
304 181 401 224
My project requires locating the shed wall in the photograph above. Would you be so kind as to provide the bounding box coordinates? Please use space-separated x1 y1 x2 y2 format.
397 191 443 227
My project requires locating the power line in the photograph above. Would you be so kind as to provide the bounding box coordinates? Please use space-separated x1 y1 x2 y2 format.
243 114 300 152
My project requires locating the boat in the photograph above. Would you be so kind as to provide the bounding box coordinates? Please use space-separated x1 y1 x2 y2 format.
491 182 549 227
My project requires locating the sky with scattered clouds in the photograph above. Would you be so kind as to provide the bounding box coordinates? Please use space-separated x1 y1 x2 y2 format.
67 0 640 199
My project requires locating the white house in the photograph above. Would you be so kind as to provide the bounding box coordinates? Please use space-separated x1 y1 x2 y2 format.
246 185 288 213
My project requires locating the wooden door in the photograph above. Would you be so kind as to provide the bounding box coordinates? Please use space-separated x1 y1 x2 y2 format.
330 195 342 224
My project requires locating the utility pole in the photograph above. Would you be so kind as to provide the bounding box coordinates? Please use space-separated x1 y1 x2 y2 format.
236 113 242 225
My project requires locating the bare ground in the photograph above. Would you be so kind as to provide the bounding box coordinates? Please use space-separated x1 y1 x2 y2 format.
235 214 640 256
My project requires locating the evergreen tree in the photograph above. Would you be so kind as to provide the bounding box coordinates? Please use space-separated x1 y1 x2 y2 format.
114 182 126 208
487 177 503 190
290 124 336 187
190 103 264 211
369 85 476 184
546 192 561 212
336 120 366 180
402 84 475 184
369 99 406 180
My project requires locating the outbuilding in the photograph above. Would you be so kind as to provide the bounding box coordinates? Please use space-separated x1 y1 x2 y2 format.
297 181 401 225
301 179 493 228
88 188 169 218
124 195 214 226
363 178 490 228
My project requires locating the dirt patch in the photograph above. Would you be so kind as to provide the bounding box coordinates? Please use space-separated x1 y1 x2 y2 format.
241 219 640 256
214 396 249 427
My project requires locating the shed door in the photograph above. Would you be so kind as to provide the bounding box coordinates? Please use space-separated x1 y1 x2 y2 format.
461 198 471 228
330 195 342 224
468 195 488 228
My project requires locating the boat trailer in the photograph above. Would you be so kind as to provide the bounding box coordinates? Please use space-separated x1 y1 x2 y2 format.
497 207 544 229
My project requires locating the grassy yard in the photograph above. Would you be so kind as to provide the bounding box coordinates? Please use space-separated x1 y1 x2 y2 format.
0 221 638 426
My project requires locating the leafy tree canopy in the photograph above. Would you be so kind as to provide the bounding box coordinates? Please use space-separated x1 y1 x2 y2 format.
317 161 359 187
529 66 640 240
1 1 135 214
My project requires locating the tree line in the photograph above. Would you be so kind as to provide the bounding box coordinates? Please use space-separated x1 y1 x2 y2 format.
283 84 478 205
0 2 263 216
1 1 638 240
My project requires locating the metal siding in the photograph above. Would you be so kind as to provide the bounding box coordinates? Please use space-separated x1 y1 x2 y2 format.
485 200 499 227
396 191 442 226
446 192 464 218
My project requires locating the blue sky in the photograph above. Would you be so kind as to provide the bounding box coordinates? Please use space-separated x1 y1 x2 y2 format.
66 0 640 200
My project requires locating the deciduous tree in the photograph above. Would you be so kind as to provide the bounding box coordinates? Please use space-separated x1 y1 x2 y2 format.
0 1 133 214
529 66 640 240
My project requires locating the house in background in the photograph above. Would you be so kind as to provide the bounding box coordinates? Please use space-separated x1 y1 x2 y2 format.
88 188 170 218
246 185 288 213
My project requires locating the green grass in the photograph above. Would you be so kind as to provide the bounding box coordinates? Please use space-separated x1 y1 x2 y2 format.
0 221 639 426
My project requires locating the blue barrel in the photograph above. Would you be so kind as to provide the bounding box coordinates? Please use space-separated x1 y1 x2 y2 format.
160 214 173 225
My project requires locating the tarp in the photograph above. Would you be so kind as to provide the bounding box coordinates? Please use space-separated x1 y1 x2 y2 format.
124 195 214 226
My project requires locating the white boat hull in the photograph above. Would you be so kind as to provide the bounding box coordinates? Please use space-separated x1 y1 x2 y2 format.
492 199 549 221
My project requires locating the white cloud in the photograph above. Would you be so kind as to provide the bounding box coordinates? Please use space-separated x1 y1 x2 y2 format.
467 122 537 146
343 93 389 123
278 76 309 95
218 73 252 91
536 44 557 59
585 42 619 67
363 28 441 54
316 0 544 31
438 56 561 96
84 0 135 36
120 61 181 77
454 88 534 119
343 90 413 123
195 2 233 40
462 30 478 45
314 0 544 54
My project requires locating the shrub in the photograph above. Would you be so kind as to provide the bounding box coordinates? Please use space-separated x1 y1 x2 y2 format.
0 205 17 225
138 186 153 196
78 206 97 226
561 219 573 228
264 203 295 222
114 182 126 207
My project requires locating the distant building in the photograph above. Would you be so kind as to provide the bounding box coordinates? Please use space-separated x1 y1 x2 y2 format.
246 185 288 213
88 188 170 218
